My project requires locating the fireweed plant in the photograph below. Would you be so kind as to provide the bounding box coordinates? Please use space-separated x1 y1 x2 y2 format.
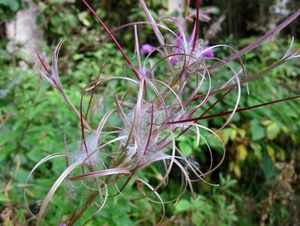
25 0 300 224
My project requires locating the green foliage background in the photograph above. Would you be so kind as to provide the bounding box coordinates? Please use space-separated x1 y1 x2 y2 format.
0 0 300 225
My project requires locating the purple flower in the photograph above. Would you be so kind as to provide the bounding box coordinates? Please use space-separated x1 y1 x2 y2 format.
170 56 179 65
170 47 180 65
171 33 214 65
176 35 192 46
202 48 214 58
140 44 155 55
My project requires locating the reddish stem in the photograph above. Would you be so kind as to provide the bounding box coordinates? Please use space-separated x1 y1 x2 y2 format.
192 0 200 51
82 0 141 80
169 95 300 124
34 48 51 76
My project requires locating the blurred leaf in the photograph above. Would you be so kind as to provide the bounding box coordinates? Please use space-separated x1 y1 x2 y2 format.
179 142 193 157
266 122 280 140
236 144 248 161
50 15 61 27
175 199 192 213
229 161 241 178
0 193 7 202
13 168 29 182
276 147 285 161
261 153 278 180
0 0 19 11
250 119 265 140
220 128 235 145
250 142 262 160
266 145 275 162
0 146 14 161
78 11 91 27
237 128 246 139
233 164 241 178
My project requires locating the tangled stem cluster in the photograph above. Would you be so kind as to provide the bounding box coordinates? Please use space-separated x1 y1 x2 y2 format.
25 0 300 224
